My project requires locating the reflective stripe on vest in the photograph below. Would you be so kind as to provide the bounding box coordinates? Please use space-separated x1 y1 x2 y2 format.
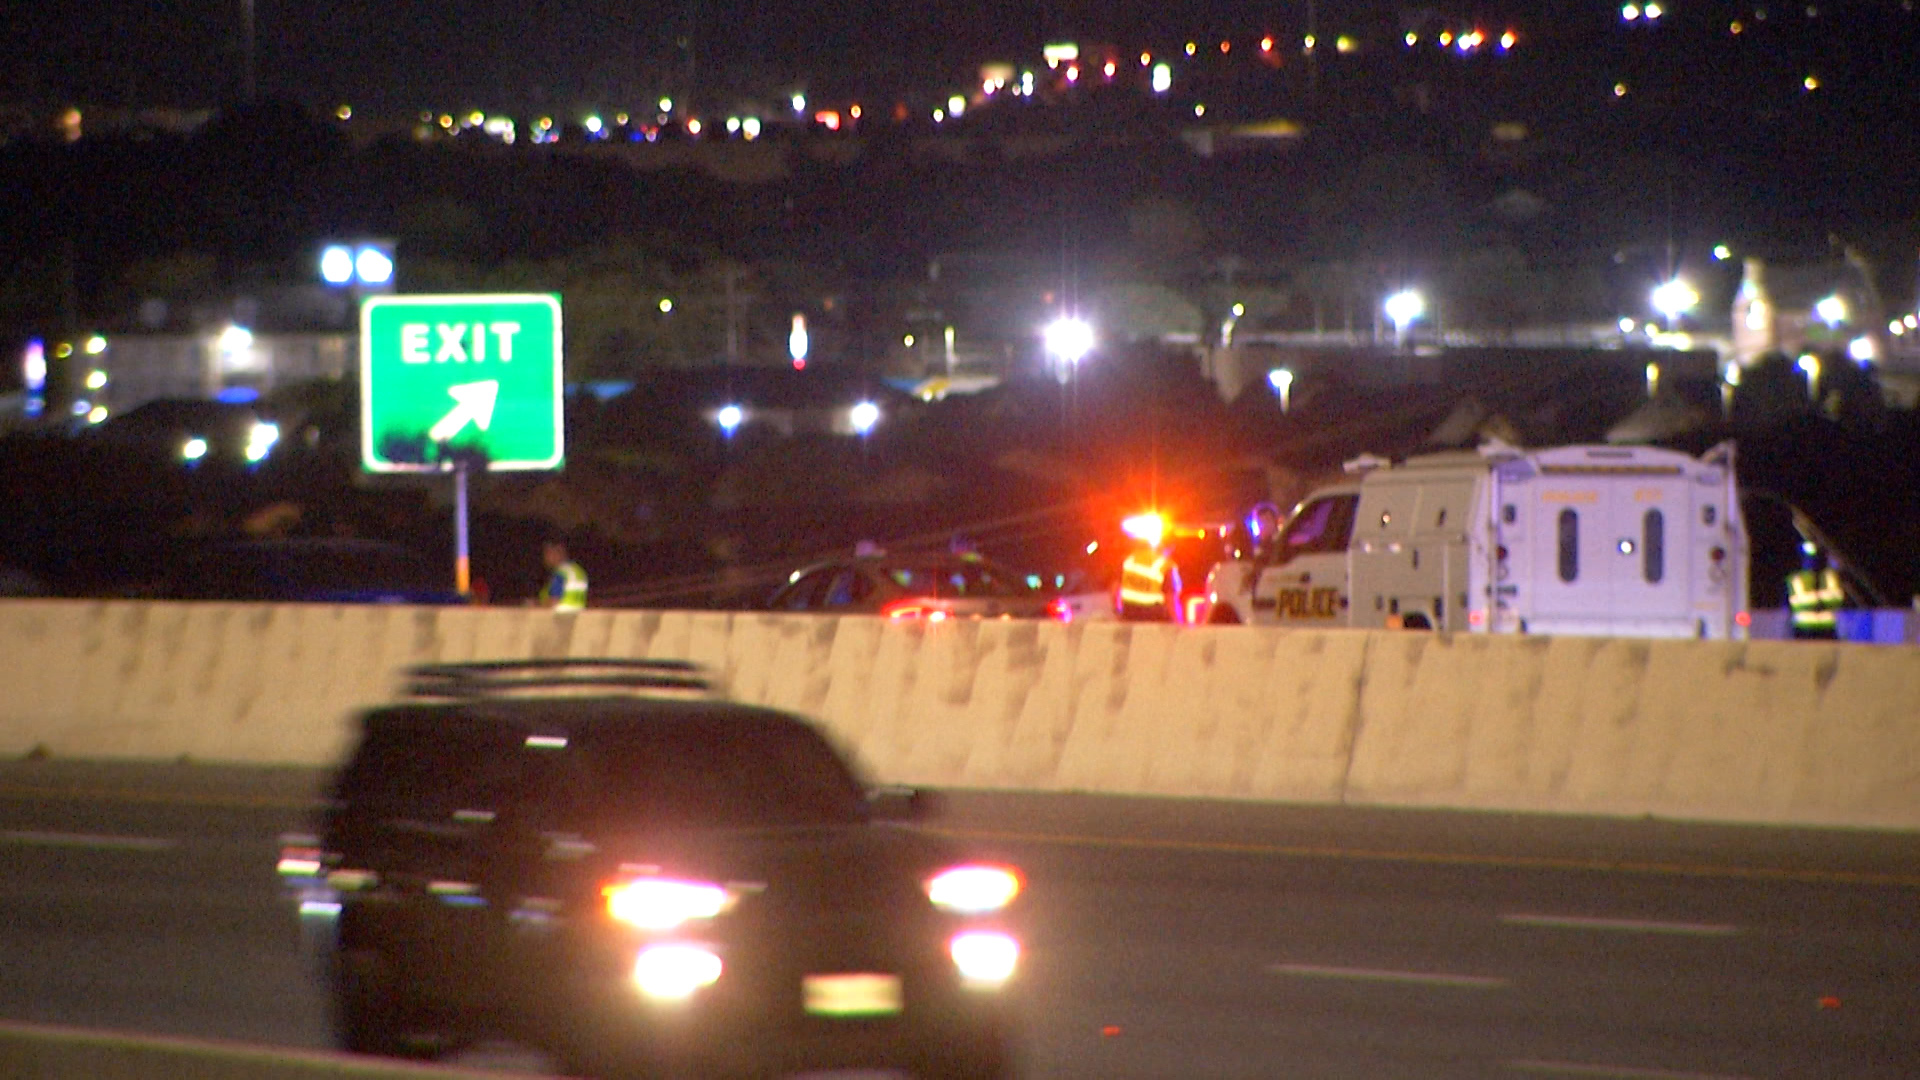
1118 552 1169 608
1787 568 1840 630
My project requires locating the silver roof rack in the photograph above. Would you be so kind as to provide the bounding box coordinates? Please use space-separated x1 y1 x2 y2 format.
403 659 722 700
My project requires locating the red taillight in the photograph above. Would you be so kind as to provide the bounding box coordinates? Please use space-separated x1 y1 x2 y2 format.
1735 610 1752 627
1046 597 1072 622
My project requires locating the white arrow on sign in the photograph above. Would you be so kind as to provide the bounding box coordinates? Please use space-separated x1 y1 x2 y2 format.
427 380 501 442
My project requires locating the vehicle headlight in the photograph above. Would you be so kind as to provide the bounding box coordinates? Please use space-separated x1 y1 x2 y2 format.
632 943 724 1000
604 878 732 930
949 931 1019 986
927 865 1022 914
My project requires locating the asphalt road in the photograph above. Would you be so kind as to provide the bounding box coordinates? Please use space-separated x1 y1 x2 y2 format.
2 760 1918 1079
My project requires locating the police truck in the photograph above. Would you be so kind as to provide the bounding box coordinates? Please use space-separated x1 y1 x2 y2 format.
1204 441 1750 639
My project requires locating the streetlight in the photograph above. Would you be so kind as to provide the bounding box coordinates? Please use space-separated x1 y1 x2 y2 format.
1384 289 1424 348
1651 279 1698 329
716 404 744 436
849 400 880 436
1043 316 1094 380
1267 368 1294 413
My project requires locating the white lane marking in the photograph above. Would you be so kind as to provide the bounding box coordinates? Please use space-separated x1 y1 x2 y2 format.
1508 1058 1757 1079
0 830 178 852
1269 962 1507 989
1500 913 1739 937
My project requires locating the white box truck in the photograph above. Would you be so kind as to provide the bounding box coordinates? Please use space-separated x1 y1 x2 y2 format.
1204 440 1750 639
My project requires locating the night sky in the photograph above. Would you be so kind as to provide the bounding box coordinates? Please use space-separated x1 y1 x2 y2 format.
14 1 1618 112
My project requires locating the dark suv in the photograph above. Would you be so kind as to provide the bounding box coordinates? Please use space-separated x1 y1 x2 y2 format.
280 660 1024 1079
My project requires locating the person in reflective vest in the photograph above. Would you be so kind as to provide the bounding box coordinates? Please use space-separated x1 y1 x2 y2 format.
1786 550 1842 638
1117 545 1178 621
540 539 589 612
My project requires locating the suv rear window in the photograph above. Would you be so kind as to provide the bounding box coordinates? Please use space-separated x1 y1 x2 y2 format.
580 716 866 830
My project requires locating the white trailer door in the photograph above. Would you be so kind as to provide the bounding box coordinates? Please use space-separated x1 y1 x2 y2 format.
1526 471 1699 637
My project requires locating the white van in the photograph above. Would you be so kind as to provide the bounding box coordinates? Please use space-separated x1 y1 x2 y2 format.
1205 441 1750 639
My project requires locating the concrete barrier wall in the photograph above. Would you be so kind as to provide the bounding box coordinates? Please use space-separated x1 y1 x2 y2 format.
0 600 1915 828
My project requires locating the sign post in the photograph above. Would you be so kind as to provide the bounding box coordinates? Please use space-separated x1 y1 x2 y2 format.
359 294 565 596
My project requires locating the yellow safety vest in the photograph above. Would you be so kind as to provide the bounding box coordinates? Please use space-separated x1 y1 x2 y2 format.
546 561 589 612
1786 568 1842 630
1118 551 1171 610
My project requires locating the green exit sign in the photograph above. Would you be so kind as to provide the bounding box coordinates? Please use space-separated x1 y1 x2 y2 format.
359 294 564 473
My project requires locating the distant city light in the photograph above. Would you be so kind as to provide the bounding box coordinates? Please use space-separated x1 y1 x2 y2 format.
246 422 280 464
849 401 881 436
1260 36 1274 53
86 405 108 424
1713 244 1733 261
584 115 604 134
1645 2 1664 19
948 94 966 117
1499 30 1517 50
1384 290 1426 330
468 110 485 127
1268 368 1294 412
686 118 703 135
742 116 762 139
1193 103 1206 117
84 369 107 390
659 97 674 113
1815 295 1847 326
1065 65 1080 83
1803 75 1820 91
219 325 254 352
791 93 807 114
789 314 809 365
1619 317 1638 334
1303 34 1317 52
335 105 352 121
1103 60 1116 79
1406 32 1419 46
1043 43 1080 69
1621 4 1642 20
1140 51 1152 66
1652 280 1699 323
933 109 946 123
658 298 674 314
716 404 743 434
1848 337 1875 364
84 335 107 355
1614 83 1630 97
727 117 741 134
1336 35 1357 53
320 246 354 284
182 437 209 462
1231 302 1246 318
1151 64 1173 93
1184 42 1197 56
